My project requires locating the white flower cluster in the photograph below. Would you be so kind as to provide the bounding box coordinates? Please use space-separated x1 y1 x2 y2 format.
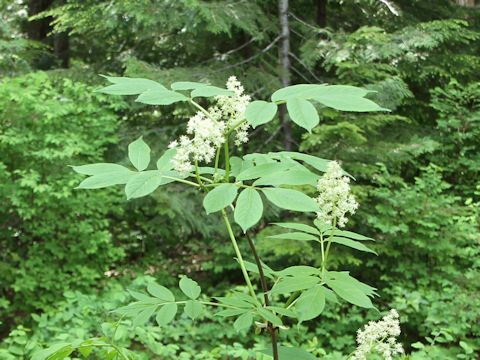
169 76 251 174
352 309 404 360
210 76 251 146
315 161 358 227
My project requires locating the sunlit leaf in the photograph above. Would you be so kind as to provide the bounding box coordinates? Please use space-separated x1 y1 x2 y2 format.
272 222 319 235
286 98 319 132
125 171 163 199
234 188 263 232
295 285 326 322
128 136 151 171
179 276 201 300
245 100 278 128
233 312 253 332
270 276 320 295
96 76 165 95
136 88 188 105
184 300 204 319
147 283 175 302
203 183 238 214
262 188 318 212
267 232 318 242
156 303 178 326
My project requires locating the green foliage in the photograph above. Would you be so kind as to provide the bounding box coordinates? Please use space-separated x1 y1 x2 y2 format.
0 72 127 320
1 1 480 359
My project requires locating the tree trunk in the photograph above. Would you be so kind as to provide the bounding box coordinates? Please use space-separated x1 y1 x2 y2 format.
27 0 70 68
27 0 53 42
278 0 293 151
316 0 327 28
54 32 70 68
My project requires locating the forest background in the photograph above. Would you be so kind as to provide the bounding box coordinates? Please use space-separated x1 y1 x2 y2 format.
0 0 479 359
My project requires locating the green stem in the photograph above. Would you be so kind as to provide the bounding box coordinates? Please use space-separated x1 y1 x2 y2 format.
221 209 259 305
224 141 230 181
323 218 337 272
194 161 207 191
214 146 221 177
198 175 214 184
319 232 326 275
200 301 238 309
162 176 200 187
189 99 212 118
227 119 247 135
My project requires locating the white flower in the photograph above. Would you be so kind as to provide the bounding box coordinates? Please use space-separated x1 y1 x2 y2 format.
170 114 226 175
168 76 251 174
315 161 358 227
352 310 404 360
213 75 251 146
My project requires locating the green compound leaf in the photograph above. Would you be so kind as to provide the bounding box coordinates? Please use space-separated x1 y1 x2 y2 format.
71 163 130 176
191 85 233 98
171 81 209 90
270 276 320 295
275 266 321 277
136 88 188 105
31 343 74 360
267 232 319 242
257 308 283 327
75 167 135 189
286 98 319 132
156 303 178 326
147 283 175 302
128 290 155 301
179 276 201 300
322 286 339 304
245 100 278 128
203 183 238 214
318 85 374 97
271 84 387 113
326 272 375 309
125 171 163 199
266 306 297 318
132 306 156 327
156 148 176 172
331 237 377 254
253 168 319 187
214 294 255 309
234 188 263 232
259 346 317 360
229 156 249 177
233 312 253 332
261 188 318 212
184 300 204 319
308 85 386 112
243 260 276 279
128 136 151 171
294 285 326 322
96 76 165 95
236 162 288 181
332 229 375 241
269 151 333 174
272 222 320 235
271 84 328 102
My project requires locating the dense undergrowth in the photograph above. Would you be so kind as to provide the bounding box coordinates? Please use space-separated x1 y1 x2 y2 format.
0 1 479 359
